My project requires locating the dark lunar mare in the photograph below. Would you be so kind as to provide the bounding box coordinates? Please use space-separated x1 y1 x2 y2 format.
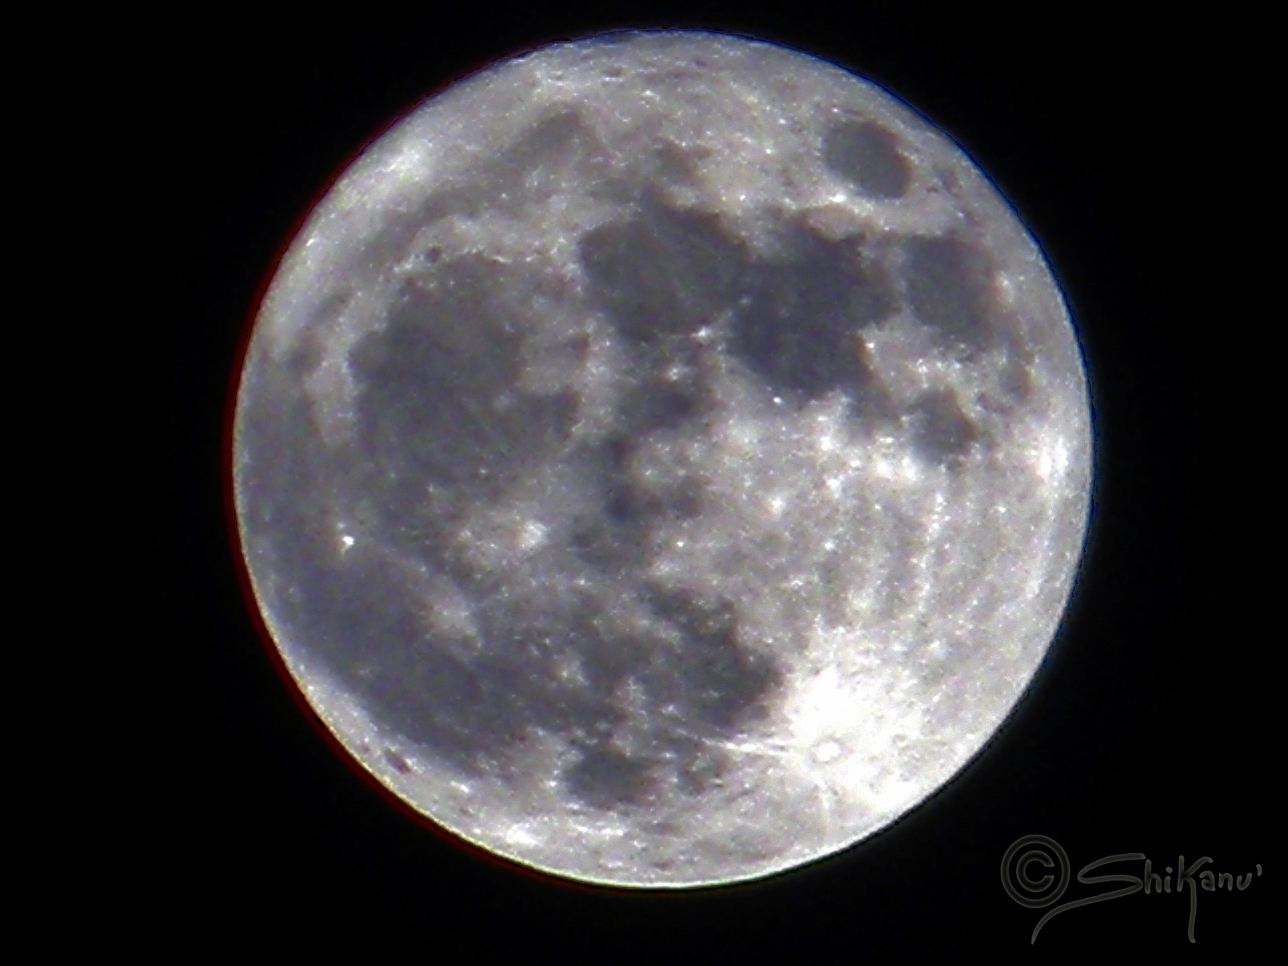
241 248 791 810
821 118 914 199
730 223 895 401
579 189 748 344
907 388 979 464
901 235 999 351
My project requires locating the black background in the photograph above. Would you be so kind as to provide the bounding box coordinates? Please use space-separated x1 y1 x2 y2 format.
154 5 1270 958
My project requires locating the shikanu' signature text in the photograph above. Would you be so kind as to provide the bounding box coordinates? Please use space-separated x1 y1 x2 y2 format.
1000 834 1263 943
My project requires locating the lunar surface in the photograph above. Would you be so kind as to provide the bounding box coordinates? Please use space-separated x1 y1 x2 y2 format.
232 31 1090 887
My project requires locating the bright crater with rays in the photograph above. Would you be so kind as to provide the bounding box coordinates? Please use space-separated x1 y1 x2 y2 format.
233 31 1090 887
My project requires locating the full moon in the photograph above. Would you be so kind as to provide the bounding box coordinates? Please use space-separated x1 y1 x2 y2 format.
232 31 1090 887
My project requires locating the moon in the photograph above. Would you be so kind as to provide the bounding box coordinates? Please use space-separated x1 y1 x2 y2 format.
232 30 1091 888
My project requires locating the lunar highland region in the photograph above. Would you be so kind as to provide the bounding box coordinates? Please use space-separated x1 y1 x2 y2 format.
233 32 1091 887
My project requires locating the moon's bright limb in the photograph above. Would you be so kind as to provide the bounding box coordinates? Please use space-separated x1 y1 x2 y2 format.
232 30 1090 888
